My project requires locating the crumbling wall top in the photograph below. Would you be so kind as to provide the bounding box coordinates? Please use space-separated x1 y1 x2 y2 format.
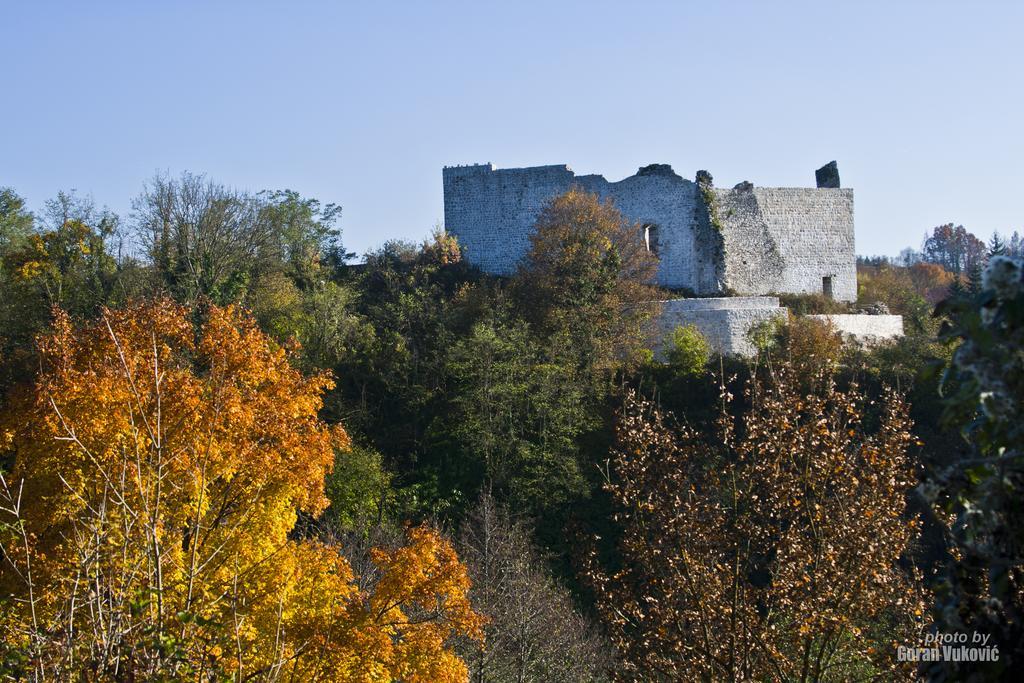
815 160 841 188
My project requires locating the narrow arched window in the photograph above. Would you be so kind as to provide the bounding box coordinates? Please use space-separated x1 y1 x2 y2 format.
644 224 659 255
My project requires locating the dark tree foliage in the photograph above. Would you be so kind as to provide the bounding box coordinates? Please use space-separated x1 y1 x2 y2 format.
922 255 1024 681
328 233 480 515
446 303 592 514
329 228 606 527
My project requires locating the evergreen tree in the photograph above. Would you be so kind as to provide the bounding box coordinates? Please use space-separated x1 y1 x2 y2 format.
988 232 1006 258
1008 230 1023 258
946 272 968 301
967 260 985 296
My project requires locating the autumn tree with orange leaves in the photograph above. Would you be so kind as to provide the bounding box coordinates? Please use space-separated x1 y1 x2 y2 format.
514 188 660 374
587 363 926 682
0 299 481 681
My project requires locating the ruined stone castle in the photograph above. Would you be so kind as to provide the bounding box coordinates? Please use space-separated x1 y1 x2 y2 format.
442 161 902 354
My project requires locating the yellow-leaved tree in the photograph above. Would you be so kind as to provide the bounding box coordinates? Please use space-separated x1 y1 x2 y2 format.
0 299 481 681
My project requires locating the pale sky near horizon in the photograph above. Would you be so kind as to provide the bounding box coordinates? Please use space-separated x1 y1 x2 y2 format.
2 0 1022 258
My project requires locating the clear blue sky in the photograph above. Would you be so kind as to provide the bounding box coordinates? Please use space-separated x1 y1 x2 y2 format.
3 0 1021 257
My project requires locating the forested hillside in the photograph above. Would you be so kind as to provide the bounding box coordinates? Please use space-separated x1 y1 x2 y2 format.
0 177 1020 681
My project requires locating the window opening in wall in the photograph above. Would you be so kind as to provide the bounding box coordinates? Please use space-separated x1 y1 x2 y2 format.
644 224 659 255
822 275 834 299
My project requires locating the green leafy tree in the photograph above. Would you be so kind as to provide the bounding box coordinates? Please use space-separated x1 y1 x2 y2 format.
0 189 127 390
446 305 591 514
856 261 945 332
0 189 33 258
324 444 394 530
257 189 347 289
332 233 478 515
663 323 711 376
297 280 373 371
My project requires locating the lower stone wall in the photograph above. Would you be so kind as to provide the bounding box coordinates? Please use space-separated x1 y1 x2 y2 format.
657 297 787 357
656 301 904 360
806 314 904 344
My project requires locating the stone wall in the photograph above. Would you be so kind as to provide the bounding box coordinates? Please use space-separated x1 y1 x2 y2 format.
657 306 902 359
807 314 904 344
442 163 717 293
443 162 857 301
442 164 574 277
657 297 787 357
715 187 857 301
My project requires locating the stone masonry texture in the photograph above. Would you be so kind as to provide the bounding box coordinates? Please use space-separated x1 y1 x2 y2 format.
713 186 857 301
656 297 788 357
442 162 857 301
442 161 874 355
806 314 905 344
